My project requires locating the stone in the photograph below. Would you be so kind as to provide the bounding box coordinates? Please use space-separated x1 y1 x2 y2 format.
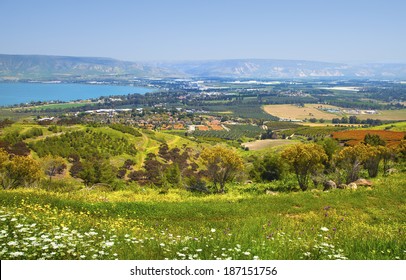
323 180 337 191
266 190 278 196
337 184 347 189
385 168 397 175
348 182 357 190
352 178 373 186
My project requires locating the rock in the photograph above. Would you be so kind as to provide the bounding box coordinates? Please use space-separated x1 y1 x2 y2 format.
352 178 373 186
266 190 278 196
385 168 397 175
323 180 337 191
348 182 357 190
337 184 347 189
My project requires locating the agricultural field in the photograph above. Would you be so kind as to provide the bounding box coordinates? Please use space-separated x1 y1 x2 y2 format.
355 109 406 121
23 102 93 111
242 139 296 151
366 121 406 132
263 104 406 122
263 104 341 121
200 104 279 120
332 130 406 147
192 124 263 141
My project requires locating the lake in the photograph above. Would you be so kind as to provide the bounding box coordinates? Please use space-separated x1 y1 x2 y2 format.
0 83 152 106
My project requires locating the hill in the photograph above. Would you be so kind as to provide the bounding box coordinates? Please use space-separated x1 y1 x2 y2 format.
0 54 177 79
2 54 406 80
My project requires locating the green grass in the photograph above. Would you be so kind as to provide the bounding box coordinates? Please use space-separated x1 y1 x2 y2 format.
0 172 405 260
26 102 93 111
366 121 406 132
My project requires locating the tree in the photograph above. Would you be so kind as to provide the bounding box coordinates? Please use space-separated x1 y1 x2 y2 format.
379 146 396 175
320 137 341 168
250 153 285 182
0 148 9 166
143 153 165 185
42 156 66 181
0 149 10 187
2 156 42 189
123 159 135 170
334 144 369 183
200 146 243 193
363 145 381 178
162 163 182 188
281 143 327 191
363 134 386 146
78 157 117 187
349 116 360 124
397 140 406 161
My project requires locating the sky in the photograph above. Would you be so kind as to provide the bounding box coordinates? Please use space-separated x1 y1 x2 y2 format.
1 0 406 63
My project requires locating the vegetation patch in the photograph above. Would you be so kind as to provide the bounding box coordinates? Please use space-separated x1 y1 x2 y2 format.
333 130 405 147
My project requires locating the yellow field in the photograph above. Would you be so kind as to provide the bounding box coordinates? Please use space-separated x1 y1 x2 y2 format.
262 104 340 120
263 104 406 121
355 109 406 121
242 139 295 151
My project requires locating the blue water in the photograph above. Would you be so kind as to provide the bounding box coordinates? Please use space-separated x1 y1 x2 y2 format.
0 83 152 106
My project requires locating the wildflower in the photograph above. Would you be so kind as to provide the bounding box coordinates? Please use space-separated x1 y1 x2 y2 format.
196 249 202 252
105 241 114 247
304 252 311 257
320 227 329 232
211 228 216 233
243 251 251 256
7 241 18 246
10 251 24 257
160 243 165 247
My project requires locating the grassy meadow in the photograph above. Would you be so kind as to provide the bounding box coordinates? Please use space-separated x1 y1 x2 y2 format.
0 172 405 260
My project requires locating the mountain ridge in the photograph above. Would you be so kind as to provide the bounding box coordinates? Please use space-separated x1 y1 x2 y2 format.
1 54 406 80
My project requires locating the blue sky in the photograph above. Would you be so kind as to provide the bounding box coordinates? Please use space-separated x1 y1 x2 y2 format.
1 0 405 62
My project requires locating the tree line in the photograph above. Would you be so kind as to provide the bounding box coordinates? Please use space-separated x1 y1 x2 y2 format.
0 129 405 192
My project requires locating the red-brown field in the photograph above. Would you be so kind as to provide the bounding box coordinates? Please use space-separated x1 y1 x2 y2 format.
332 130 405 147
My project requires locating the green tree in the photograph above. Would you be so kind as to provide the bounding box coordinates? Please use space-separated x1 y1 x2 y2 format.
334 144 368 183
200 146 244 193
0 148 9 166
321 137 341 164
42 156 66 181
363 145 381 178
250 153 285 182
379 146 396 175
163 163 182 188
363 134 386 146
282 143 327 191
78 157 117 187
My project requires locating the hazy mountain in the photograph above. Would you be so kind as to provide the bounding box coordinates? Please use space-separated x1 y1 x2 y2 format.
1 54 406 80
156 59 352 78
0 54 177 79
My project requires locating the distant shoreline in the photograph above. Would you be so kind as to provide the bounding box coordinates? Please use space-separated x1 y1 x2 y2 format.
0 82 153 107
